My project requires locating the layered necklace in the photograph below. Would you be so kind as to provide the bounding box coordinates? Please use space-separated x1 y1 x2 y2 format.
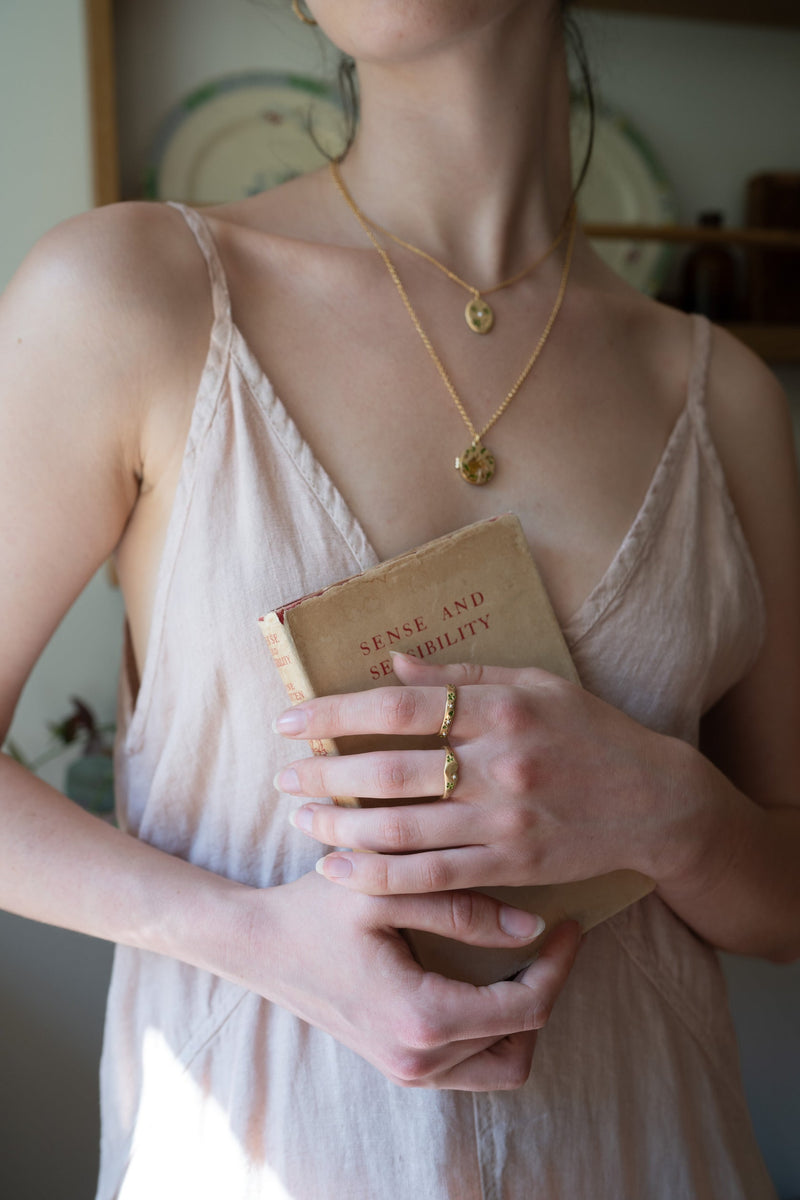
330 159 577 485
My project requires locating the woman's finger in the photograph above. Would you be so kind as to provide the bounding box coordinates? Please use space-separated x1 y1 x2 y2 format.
409 1029 538 1092
387 919 581 1045
290 795 480 853
277 745 471 801
273 680 508 742
375 888 546 950
272 683 466 740
389 651 542 691
316 844 499 894
515 919 582 1002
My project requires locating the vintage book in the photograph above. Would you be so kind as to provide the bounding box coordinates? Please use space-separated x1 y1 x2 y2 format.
259 514 653 986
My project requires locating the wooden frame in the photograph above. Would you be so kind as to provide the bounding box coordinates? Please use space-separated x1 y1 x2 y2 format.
575 0 800 26
86 0 119 207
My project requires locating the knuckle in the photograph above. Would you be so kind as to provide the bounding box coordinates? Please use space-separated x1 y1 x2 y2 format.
389 1073 422 1090
458 662 486 685
501 1058 534 1091
378 687 418 732
370 855 392 894
494 751 539 798
375 755 409 796
378 809 414 852
297 760 325 796
417 855 451 894
309 805 336 843
528 996 552 1030
491 688 534 736
447 890 479 937
384 1047 430 1082
396 1007 440 1052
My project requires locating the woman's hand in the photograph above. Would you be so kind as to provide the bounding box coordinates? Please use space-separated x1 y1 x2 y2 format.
274 653 697 896
250 868 581 1090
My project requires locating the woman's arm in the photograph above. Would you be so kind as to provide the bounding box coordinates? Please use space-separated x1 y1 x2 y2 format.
0 207 579 1091
0 200 230 951
276 326 800 963
657 324 800 960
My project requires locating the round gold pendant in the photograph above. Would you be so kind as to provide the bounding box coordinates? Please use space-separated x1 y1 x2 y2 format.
455 443 496 485
465 296 494 334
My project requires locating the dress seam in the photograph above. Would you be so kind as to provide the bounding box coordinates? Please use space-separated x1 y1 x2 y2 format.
231 345 371 572
607 920 752 1113
565 414 688 651
123 329 231 756
687 401 767 672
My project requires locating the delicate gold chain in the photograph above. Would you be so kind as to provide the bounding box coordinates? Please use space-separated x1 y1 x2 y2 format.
333 169 573 300
330 158 577 446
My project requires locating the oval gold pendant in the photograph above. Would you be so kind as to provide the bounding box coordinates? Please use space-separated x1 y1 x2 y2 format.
465 295 494 334
455 443 496 485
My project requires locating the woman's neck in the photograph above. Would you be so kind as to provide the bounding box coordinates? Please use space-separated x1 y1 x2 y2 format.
336 6 574 286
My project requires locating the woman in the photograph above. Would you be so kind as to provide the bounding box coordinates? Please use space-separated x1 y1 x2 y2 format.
0 1 797 1196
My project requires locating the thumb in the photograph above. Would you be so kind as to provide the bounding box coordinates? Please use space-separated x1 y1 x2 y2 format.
389 651 533 689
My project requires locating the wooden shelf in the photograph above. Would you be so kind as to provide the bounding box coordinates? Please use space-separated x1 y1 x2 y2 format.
720 325 800 363
581 224 800 361
582 223 800 249
86 0 119 206
574 0 800 28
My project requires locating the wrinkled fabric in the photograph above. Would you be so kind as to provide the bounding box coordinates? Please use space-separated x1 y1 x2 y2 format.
97 201 775 1200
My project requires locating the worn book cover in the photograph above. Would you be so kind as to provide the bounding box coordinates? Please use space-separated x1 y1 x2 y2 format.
259 513 653 985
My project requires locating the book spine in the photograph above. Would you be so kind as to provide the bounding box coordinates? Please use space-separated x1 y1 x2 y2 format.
259 612 357 807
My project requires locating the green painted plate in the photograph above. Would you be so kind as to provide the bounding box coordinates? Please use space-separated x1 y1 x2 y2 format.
146 71 346 204
571 102 677 295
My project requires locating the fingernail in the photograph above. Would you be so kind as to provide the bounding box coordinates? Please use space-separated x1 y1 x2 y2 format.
499 908 546 940
289 806 314 832
316 855 352 880
272 709 307 735
274 768 301 794
388 651 413 663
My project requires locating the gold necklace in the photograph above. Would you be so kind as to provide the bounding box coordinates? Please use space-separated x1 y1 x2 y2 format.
330 162 572 335
330 159 577 485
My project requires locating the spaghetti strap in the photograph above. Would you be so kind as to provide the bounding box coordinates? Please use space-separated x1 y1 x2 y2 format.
166 200 232 328
686 312 712 420
683 314 766 648
685 313 725 469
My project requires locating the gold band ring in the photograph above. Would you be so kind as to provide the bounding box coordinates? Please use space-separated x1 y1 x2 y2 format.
438 684 456 739
441 742 459 799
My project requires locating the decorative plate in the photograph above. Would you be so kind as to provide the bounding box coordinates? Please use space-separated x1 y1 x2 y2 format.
145 71 346 205
571 103 677 295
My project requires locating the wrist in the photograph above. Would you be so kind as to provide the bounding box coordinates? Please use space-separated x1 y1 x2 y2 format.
126 850 261 987
650 735 754 897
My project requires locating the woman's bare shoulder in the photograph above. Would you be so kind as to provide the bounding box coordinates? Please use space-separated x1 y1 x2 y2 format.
702 321 796 523
4 199 212 377
1 200 215 480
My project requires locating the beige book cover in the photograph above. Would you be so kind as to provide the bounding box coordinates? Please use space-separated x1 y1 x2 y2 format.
260 513 653 985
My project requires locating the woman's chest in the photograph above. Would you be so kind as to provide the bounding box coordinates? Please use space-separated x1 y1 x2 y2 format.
117 235 691 684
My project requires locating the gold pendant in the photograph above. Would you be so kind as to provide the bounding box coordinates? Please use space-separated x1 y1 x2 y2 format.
465 295 494 334
455 443 496 485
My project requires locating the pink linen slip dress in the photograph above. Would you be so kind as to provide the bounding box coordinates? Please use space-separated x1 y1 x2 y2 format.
96 200 777 1200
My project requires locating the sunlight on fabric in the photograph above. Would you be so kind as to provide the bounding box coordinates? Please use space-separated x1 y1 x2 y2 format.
118 1027 295 1198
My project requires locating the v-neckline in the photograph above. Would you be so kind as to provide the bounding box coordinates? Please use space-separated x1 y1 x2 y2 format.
170 200 704 650
228 315 698 649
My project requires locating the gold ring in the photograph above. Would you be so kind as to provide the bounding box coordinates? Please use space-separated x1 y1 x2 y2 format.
438 684 456 739
441 742 458 799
